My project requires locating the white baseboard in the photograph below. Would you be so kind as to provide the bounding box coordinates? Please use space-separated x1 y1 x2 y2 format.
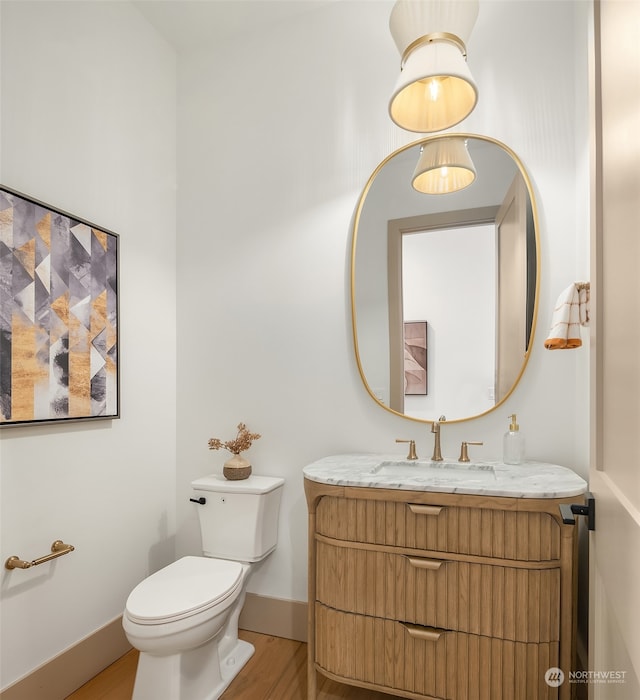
0 616 131 700
239 592 307 643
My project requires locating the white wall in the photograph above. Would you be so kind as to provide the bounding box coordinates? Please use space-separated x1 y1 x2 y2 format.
0 1 177 690
174 0 590 606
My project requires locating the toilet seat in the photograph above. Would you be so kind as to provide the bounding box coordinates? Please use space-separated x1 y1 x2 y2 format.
125 556 243 625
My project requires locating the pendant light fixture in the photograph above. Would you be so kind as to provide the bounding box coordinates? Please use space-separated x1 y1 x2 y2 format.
412 137 476 194
389 0 479 133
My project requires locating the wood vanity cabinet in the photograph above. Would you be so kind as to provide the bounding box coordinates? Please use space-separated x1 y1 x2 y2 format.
304 479 581 700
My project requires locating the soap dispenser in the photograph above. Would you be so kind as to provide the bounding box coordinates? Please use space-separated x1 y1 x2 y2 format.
503 414 525 465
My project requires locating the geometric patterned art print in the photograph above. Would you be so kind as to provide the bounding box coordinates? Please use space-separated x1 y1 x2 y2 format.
0 186 119 426
404 321 427 396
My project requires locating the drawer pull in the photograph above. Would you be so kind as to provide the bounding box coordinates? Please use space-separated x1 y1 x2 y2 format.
408 504 444 516
406 556 443 570
402 623 443 642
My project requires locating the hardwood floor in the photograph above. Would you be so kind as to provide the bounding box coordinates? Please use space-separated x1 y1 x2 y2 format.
65 630 394 700
66 629 588 699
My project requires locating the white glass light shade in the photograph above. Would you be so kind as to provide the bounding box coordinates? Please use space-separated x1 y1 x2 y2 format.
412 137 476 194
389 0 479 133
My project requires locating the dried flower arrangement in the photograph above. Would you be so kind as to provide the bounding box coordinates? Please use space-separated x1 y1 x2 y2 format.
208 422 261 456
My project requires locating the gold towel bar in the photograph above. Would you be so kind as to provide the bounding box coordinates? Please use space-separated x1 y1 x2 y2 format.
576 282 590 291
5 540 75 570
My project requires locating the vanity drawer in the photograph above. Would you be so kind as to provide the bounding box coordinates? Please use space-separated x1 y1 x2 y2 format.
316 541 560 642
315 496 561 561
315 604 559 700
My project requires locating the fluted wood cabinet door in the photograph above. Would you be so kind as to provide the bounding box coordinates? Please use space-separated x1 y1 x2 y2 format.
316 604 560 700
589 1 640 698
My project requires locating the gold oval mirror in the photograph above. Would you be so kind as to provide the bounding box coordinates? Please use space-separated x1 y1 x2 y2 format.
351 134 540 424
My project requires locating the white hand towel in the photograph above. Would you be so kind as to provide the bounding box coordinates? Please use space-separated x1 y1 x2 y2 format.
544 284 583 350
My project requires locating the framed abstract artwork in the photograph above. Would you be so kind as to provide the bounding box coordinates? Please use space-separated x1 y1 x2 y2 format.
404 320 427 395
0 186 119 427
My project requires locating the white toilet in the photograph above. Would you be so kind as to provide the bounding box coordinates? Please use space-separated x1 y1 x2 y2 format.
123 474 284 700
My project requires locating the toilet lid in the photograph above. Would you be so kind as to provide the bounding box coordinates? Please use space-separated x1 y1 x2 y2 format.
125 556 243 624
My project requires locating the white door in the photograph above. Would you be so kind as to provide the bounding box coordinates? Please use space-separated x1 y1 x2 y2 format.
589 1 640 698
495 173 528 402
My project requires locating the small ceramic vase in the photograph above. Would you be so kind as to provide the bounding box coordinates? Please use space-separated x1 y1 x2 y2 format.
223 454 252 480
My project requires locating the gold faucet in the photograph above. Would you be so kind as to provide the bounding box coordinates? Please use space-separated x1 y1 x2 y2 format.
396 439 418 460
458 441 483 462
431 415 446 461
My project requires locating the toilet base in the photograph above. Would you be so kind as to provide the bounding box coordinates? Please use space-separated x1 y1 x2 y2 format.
132 637 255 700
219 639 255 688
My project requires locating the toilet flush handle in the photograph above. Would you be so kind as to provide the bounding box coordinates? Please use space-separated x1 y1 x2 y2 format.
189 497 206 505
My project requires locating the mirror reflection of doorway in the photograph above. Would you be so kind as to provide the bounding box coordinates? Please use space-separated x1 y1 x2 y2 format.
388 173 534 420
389 217 496 419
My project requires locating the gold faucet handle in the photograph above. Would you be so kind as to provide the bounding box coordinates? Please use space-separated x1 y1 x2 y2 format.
459 441 483 462
396 439 418 460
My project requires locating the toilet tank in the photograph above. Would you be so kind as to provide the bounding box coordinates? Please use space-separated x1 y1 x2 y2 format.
190 474 284 563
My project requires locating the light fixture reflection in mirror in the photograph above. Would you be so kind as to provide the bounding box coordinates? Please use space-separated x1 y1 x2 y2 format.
412 137 476 194
351 135 540 424
388 0 479 132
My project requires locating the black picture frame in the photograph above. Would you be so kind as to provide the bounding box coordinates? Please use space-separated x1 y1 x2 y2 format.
0 186 120 427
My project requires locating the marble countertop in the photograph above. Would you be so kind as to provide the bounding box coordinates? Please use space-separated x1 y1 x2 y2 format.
303 453 588 499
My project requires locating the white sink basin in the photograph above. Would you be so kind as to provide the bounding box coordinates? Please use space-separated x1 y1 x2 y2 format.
371 460 496 481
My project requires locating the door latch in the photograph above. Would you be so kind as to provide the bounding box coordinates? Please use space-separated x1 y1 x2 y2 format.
559 492 595 531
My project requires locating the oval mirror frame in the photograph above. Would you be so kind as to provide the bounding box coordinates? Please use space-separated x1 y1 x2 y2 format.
350 134 541 425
